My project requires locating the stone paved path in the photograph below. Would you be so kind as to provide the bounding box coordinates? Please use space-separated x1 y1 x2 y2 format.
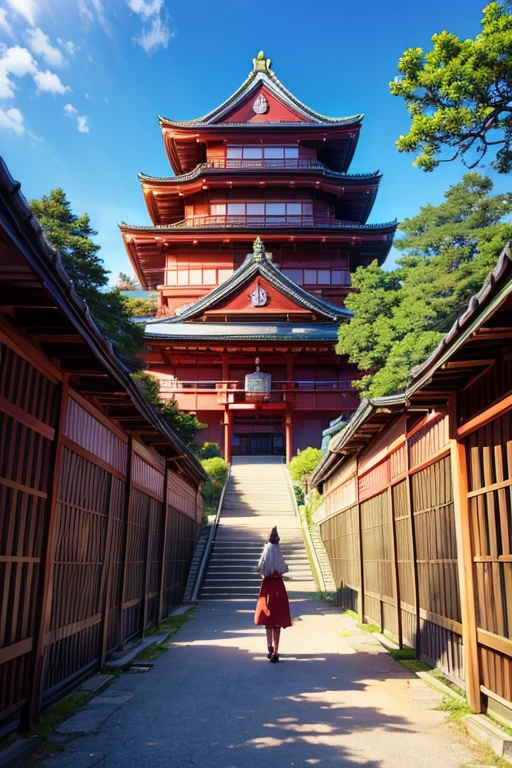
46 597 480 768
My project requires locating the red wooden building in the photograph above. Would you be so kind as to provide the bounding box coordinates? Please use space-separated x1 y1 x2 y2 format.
120 52 396 461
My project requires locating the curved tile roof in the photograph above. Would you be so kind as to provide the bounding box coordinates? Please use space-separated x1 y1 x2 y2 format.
138 162 381 185
144 236 351 326
158 55 363 128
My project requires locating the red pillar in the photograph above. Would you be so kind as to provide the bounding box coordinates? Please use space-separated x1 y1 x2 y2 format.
285 411 293 464
224 409 232 463
221 352 229 383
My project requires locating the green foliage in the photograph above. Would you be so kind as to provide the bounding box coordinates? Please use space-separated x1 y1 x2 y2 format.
131 372 205 449
389 648 432 672
197 442 222 459
29 189 144 359
436 696 473 721
357 622 381 633
117 273 140 290
124 297 158 317
337 173 512 397
293 484 305 506
200 457 228 514
288 447 323 483
390 2 512 173
301 488 324 527
201 457 228 485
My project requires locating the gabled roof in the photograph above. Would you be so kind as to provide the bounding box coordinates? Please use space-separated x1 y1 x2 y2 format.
145 237 351 328
311 242 512 489
159 52 363 128
0 157 206 487
144 321 340 342
310 395 406 488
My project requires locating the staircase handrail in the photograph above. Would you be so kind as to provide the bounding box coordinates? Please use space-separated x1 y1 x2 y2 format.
191 464 231 602
283 465 326 592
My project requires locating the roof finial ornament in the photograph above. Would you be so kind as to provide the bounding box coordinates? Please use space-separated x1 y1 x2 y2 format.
253 50 273 74
252 236 266 261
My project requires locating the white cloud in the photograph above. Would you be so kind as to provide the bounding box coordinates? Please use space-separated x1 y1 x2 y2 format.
26 28 64 68
0 45 37 99
0 105 24 134
5 0 38 27
0 9 13 35
33 69 70 95
84 92 90 99
133 15 172 55
64 102 90 133
58 39 79 56
78 0 109 32
77 115 89 133
127 0 172 55
127 0 163 18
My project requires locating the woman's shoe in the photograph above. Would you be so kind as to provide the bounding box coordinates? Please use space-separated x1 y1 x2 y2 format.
267 645 274 660
270 653 280 663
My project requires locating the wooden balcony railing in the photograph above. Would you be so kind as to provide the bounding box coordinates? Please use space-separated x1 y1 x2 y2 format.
170 215 362 230
159 379 355 403
206 158 325 171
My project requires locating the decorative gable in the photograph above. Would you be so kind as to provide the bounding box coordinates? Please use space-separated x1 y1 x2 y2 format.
203 276 316 317
220 85 306 124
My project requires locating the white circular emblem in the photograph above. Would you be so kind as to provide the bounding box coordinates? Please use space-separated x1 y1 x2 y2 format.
253 94 269 115
249 285 269 307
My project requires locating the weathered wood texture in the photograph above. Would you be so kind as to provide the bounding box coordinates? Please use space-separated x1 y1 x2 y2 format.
320 396 512 711
0 345 201 734
466 410 512 707
320 416 466 685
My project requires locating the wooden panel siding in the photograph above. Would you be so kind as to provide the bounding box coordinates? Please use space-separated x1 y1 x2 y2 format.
409 414 449 470
466 408 512 706
410 457 464 683
361 490 397 636
320 506 360 611
0 345 58 734
0 346 202 732
459 355 512 426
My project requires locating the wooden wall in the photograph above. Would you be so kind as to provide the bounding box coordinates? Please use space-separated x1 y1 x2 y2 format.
0 336 202 734
320 390 512 715
320 413 464 686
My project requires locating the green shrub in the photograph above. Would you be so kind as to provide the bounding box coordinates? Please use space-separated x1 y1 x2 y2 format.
289 447 323 483
201 457 228 485
200 457 228 518
198 442 221 459
293 485 305 506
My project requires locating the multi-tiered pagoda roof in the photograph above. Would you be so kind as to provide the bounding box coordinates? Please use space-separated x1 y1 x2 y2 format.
120 52 396 293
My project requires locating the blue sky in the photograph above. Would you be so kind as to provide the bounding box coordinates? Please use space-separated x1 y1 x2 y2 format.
0 0 508 282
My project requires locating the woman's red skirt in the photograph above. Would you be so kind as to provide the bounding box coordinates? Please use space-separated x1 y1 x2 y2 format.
254 573 292 628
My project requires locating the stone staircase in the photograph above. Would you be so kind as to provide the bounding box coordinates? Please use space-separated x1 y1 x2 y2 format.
200 457 316 600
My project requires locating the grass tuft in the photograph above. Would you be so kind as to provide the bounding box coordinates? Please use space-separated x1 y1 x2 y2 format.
436 696 472 721
357 622 380 633
343 609 359 620
389 648 432 672
135 607 196 662
34 693 92 740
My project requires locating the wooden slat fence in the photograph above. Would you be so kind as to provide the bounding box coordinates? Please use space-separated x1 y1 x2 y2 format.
0 342 202 735
320 413 466 686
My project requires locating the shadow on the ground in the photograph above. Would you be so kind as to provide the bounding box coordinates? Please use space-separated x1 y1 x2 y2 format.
64 598 437 768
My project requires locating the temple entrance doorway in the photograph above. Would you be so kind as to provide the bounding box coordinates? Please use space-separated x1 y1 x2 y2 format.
231 413 285 456
233 432 285 456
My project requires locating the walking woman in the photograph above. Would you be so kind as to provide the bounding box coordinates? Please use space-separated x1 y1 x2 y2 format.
254 527 292 662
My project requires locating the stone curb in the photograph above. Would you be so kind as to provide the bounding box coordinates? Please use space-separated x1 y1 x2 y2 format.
0 737 40 768
105 632 170 668
463 714 512 759
415 671 465 702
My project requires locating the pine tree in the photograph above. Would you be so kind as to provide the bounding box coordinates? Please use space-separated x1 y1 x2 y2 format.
30 189 144 359
337 173 512 396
